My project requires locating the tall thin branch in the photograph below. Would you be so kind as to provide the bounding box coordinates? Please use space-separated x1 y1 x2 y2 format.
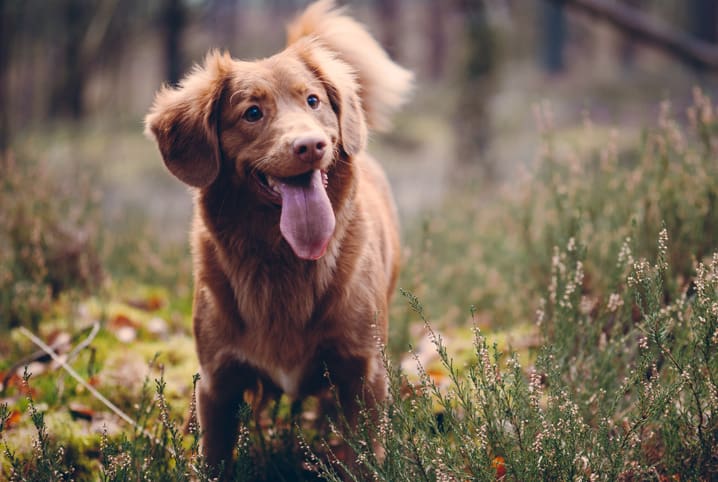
547 0 718 69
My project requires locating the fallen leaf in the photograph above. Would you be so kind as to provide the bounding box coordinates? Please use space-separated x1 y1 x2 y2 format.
125 294 164 312
2 372 38 398
109 313 139 330
492 456 506 479
24 361 47 378
426 367 449 389
658 475 680 482
45 330 72 352
2 410 22 430
109 313 140 342
0 371 15 392
69 402 95 421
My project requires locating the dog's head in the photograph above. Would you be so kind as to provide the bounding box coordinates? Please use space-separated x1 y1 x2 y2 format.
145 0 411 261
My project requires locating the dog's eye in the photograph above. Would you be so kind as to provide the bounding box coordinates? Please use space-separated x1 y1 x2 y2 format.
243 105 263 122
307 95 320 109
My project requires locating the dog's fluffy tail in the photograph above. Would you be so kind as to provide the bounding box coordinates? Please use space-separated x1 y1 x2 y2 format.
287 0 413 131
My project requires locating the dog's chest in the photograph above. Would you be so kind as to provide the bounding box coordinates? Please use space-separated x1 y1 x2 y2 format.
238 343 312 399
233 312 319 399
223 249 338 398
270 364 304 399
229 256 330 331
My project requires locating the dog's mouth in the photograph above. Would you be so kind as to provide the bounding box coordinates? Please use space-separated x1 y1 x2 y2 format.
254 170 329 204
253 169 335 260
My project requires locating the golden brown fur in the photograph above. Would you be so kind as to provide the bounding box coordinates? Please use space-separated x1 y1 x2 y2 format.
144 0 411 474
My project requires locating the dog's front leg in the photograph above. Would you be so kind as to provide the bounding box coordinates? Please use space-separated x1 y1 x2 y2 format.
197 364 255 478
322 354 388 473
344 359 388 460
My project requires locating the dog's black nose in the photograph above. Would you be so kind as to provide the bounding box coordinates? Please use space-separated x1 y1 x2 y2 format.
293 135 327 164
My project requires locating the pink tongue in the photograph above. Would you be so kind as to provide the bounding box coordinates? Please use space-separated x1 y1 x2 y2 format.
277 170 336 260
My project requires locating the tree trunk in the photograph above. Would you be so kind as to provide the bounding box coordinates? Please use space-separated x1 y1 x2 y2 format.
426 0 447 80
540 0 567 73
454 0 497 180
376 0 401 60
688 0 718 44
0 0 10 150
618 0 644 69
688 0 717 71
210 0 239 51
163 0 186 86
50 0 90 119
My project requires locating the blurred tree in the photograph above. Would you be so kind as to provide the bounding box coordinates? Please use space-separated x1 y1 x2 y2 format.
271 0 296 17
375 0 401 60
426 0 447 80
688 0 717 71
688 0 717 44
454 0 497 180
618 0 644 69
208 0 241 51
162 0 187 86
45 0 129 119
540 0 566 73
0 0 10 150
49 0 94 119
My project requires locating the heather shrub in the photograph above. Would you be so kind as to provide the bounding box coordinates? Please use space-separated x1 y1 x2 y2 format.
0 152 102 329
312 91 718 480
313 234 717 481
394 89 718 344
525 89 718 296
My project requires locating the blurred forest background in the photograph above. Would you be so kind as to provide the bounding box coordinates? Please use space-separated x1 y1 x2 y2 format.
2 0 718 276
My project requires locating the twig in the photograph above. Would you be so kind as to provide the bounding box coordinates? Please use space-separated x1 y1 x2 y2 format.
65 321 100 365
16 326 178 458
2 337 71 393
55 321 100 401
2 322 101 393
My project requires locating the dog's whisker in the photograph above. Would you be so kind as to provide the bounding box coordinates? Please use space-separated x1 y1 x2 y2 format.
252 156 275 174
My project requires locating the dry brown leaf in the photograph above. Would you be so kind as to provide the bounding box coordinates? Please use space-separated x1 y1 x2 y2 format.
109 313 139 330
125 294 164 312
3 409 22 430
69 402 95 421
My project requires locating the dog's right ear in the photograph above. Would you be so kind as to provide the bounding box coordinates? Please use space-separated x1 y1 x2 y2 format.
144 51 232 188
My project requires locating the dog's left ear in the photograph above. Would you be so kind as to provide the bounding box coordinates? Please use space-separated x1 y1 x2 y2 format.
298 43 367 157
145 51 232 188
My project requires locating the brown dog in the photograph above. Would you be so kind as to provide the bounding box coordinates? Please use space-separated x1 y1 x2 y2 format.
145 0 411 473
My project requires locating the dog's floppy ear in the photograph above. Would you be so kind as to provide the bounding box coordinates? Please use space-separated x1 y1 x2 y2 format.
144 51 232 188
298 42 367 157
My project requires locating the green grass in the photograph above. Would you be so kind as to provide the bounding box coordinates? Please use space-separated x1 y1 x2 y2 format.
2 88 718 480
